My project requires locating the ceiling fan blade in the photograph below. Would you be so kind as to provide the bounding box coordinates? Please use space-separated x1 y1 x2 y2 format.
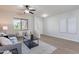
30 9 36 11
29 11 34 14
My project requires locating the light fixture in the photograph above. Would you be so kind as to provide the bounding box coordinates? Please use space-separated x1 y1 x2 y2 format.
42 14 48 18
2 26 8 34
24 10 29 13
2 26 8 31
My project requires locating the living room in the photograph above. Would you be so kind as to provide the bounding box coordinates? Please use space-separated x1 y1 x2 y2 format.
0 5 79 54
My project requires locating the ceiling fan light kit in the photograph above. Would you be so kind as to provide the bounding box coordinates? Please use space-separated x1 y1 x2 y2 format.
25 10 29 13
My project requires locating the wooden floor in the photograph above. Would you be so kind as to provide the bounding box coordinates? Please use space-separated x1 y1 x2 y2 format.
40 35 79 54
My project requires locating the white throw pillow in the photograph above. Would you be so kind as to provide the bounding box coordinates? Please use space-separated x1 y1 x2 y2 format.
34 30 40 39
9 37 18 44
0 37 12 45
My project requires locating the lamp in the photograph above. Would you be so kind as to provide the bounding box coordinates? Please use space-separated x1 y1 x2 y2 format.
2 26 8 34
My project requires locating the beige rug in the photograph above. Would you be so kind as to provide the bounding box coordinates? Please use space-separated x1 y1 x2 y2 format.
22 41 57 54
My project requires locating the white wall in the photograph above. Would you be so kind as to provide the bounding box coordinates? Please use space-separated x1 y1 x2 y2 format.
43 9 79 42
34 16 43 34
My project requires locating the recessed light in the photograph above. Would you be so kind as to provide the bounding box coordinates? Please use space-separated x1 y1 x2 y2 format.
42 14 48 18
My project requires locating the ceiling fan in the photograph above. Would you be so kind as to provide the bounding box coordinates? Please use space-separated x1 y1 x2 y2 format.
24 5 36 14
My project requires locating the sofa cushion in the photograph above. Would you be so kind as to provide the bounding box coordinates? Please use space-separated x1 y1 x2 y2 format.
0 37 12 45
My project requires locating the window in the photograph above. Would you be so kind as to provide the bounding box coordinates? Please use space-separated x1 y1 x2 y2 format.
13 20 21 30
13 18 28 30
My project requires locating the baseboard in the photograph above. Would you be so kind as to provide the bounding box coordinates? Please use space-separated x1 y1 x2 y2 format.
42 34 79 43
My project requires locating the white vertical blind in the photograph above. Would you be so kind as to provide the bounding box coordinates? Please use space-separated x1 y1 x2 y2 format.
68 16 77 33
59 18 67 33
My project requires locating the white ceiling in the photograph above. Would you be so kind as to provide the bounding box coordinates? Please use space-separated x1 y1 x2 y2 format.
31 5 79 17
0 5 79 18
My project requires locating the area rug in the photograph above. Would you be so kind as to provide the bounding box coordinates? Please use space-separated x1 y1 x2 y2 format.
22 41 57 54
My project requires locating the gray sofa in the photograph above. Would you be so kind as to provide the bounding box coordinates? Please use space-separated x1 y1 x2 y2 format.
0 43 22 54
0 35 22 54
